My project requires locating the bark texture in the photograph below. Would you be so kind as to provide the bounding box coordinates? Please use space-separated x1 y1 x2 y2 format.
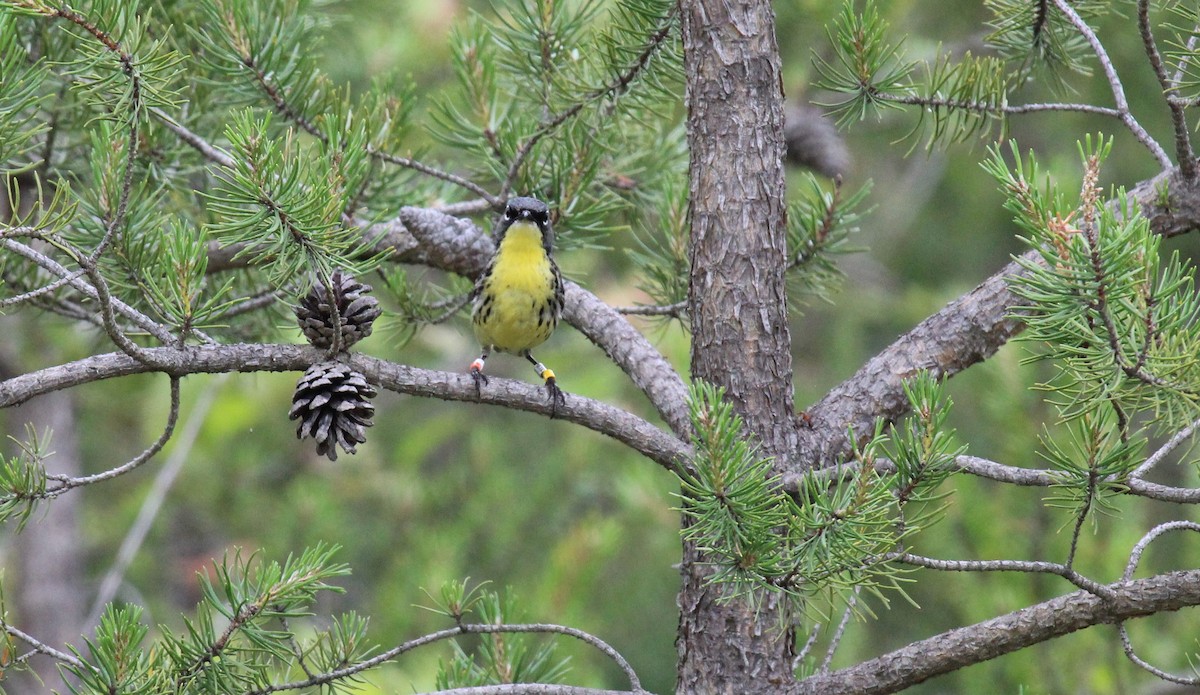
792 569 1200 694
792 166 1200 470
678 0 796 692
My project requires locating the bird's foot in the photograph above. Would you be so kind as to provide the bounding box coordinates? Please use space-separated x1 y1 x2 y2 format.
469 359 488 399
544 374 566 418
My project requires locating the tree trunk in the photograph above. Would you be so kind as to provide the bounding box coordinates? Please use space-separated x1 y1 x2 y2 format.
677 0 796 692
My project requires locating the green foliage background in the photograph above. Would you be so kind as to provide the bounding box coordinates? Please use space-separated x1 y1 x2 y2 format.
2 0 1199 693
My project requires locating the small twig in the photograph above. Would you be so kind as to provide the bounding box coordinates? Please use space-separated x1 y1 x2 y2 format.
83 263 158 363
436 198 495 216
279 616 319 681
799 454 1200 504
370 148 500 208
1123 520 1200 582
820 588 859 675
0 239 176 344
151 107 236 169
1050 0 1172 168
210 288 284 321
794 622 822 666
883 94 1121 119
1118 623 1200 686
1 622 87 671
497 7 677 200
1115 521 1200 685
896 552 1115 600
29 377 181 499
1170 33 1199 88
422 292 472 325
1137 0 1196 177
1063 458 1099 570
0 224 52 240
1130 417 1200 479
612 301 686 318
249 622 645 695
0 268 87 308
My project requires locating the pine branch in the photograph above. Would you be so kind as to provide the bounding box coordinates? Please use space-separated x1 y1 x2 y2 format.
499 5 678 200
794 166 1200 469
0 344 691 473
792 568 1200 695
251 622 645 695
1 238 178 344
797 450 1200 505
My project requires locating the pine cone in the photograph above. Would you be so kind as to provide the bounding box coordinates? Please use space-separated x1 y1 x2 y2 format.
295 271 382 350
289 362 377 461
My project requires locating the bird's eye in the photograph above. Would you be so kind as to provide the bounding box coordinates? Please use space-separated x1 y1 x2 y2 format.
504 207 517 220
534 210 549 224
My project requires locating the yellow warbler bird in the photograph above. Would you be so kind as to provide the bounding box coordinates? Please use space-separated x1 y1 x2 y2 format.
468 196 565 413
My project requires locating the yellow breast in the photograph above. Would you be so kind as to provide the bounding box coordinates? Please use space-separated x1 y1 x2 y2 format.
473 222 558 354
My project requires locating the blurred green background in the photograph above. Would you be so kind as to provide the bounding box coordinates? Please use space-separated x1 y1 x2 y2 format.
4 1 1200 693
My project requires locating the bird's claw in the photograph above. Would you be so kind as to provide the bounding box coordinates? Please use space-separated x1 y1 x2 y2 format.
545 377 565 418
469 366 488 399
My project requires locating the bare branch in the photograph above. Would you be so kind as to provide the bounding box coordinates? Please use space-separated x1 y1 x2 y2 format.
151 107 236 169
612 301 686 318
882 93 1121 118
793 454 1200 506
1 622 86 671
1124 521 1200 581
1131 417 1200 479
795 167 1200 470
1049 0 1171 168
0 345 690 473
252 622 645 695
896 552 1113 599
30 377 181 499
821 588 859 675
2 239 179 345
1119 623 1200 686
1137 0 1196 178
369 148 500 208
413 687 636 695
792 569 1200 695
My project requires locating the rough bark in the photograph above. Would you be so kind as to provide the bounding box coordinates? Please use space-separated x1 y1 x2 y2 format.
677 0 796 692
0 345 692 473
793 166 1200 470
792 569 1200 695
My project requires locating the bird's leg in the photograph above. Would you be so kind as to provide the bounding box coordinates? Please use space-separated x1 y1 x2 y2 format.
469 349 490 399
525 351 565 417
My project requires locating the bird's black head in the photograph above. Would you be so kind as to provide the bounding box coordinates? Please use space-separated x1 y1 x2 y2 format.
498 196 553 250
503 197 550 225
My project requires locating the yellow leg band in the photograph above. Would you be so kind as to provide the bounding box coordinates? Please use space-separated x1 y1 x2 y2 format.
541 367 556 381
